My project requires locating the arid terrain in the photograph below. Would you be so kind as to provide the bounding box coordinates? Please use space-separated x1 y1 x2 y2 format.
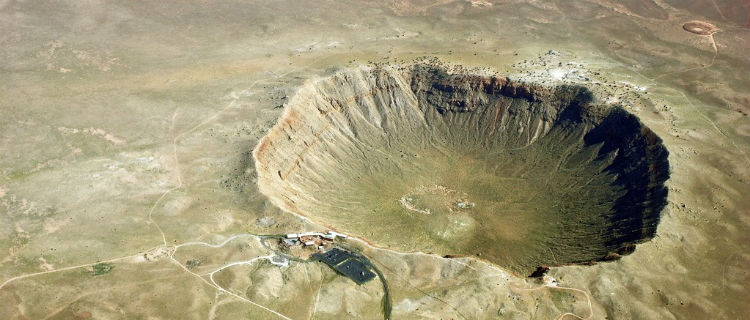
1 1 748 319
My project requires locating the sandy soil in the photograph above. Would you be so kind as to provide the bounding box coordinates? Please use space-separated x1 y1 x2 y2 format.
0 0 747 319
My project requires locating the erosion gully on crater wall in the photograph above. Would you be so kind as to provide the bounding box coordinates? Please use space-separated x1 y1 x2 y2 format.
253 64 670 275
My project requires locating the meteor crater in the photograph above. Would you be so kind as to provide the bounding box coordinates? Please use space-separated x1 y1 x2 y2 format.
254 64 670 274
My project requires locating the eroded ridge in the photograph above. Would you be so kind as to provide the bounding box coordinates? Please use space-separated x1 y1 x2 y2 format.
254 64 669 274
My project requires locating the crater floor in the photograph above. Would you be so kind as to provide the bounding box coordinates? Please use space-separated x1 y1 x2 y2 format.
255 65 669 274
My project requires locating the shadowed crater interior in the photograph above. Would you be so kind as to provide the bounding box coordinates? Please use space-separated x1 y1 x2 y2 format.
254 64 669 274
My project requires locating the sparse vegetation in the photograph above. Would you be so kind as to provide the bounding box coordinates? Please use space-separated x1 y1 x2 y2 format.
1 1 746 318
185 259 201 269
92 263 114 276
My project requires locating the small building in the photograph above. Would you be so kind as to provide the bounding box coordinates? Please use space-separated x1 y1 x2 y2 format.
327 231 348 239
298 232 324 237
303 241 316 246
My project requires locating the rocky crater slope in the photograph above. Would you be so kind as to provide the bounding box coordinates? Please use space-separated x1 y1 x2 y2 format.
254 64 669 274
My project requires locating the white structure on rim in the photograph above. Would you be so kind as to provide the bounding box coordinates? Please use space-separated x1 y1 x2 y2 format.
286 231 347 240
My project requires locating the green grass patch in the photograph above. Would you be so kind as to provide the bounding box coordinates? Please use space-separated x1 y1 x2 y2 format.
92 263 114 276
